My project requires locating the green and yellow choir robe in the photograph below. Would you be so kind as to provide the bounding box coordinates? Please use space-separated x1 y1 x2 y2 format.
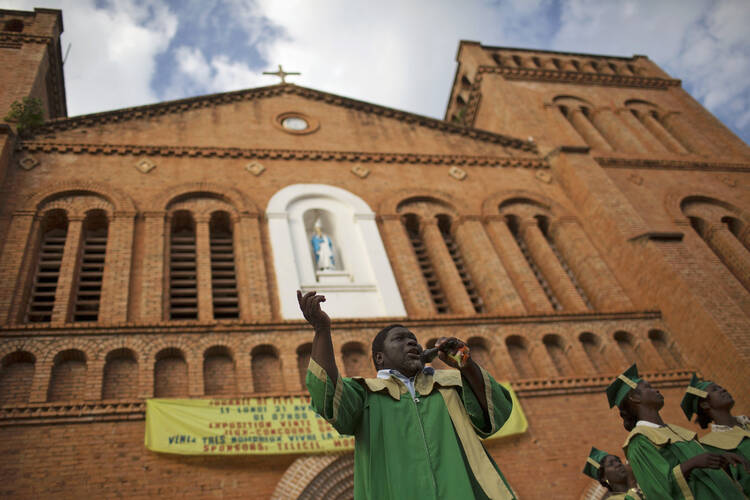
623 423 746 499
607 488 643 500
699 416 750 496
306 359 516 500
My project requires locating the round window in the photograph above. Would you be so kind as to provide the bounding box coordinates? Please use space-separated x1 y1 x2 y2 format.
281 116 309 131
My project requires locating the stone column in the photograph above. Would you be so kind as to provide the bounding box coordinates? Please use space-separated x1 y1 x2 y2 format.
453 217 526 315
520 219 588 312
51 217 83 324
420 218 475 315
661 112 722 156
550 219 633 311
140 212 166 322
704 223 750 291
590 107 648 153
618 109 670 153
0 212 36 324
485 217 553 313
568 108 613 151
99 212 135 323
640 112 689 154
195 216 214 322
378 216 435 316
236 213 272 321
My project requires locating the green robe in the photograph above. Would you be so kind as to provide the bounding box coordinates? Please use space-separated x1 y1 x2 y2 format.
699 421 750 496
623 423 746 499
607 488 643 500
306 359 516 499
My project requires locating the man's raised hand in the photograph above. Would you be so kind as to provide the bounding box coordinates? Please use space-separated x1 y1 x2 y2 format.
297 290 331 331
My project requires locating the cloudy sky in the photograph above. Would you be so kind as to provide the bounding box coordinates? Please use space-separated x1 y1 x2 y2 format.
6 0 750 144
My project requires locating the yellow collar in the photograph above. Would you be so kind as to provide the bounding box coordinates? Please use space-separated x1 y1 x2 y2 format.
353 369 462 401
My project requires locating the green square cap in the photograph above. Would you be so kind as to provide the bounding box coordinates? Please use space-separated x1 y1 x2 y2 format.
680 373 713 421
582 447 609 479
606 364 641 408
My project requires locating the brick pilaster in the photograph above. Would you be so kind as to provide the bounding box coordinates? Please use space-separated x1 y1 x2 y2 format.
520 219 587 312
140 212 166 322
195 216 214 322
617 108 669 153
565 341 597 376
551 219 633 311
188 352 203 397
237 214 271 321
50 217 83 324
640 112 689 154
454 217 526 315
379 216 435 317
661 112 722 156
0 212 35 324
86 359 104 400
421 218 475 315
485 217 553 314
235 354 253 395
29 360 51 403
528 342 558 378
704 223 750 291
99 212 135 323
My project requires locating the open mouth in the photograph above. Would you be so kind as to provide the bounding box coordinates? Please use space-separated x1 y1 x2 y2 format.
406 349 421 359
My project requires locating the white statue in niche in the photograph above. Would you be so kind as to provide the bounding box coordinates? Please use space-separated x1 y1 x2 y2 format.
311 219 336 270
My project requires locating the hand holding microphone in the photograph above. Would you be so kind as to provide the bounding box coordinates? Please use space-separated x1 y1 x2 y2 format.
420 337 471 369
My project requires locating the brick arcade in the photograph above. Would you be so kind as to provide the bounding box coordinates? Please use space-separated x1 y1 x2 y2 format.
0 7 749 500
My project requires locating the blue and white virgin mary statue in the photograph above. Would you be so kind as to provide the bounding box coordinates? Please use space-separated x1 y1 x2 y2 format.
311 219 335 270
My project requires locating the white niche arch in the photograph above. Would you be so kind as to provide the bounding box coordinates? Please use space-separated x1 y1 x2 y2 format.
267 184 406 319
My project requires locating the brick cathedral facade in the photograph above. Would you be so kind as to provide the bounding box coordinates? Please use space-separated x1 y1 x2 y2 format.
1 7 748 499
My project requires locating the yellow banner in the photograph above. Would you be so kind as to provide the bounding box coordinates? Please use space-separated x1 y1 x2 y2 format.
145 384 527 455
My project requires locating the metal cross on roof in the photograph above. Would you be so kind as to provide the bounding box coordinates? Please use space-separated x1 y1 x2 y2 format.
262 64 301 84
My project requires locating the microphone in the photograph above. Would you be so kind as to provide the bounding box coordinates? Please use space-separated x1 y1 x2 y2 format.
419 340 470 368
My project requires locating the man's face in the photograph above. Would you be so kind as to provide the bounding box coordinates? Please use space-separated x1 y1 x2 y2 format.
705 383 734 411
376 327 423 377
601 454 628 486
636 380 664 410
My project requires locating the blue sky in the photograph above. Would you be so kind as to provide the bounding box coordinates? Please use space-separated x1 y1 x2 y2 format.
6 0 750 144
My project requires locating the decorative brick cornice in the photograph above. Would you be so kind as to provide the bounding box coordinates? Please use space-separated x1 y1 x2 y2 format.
15 141 548 169
478 65 681 89
0 32 53 45
0 310 661 337
512 369 694 398
595 156 750 172
29 84 536 152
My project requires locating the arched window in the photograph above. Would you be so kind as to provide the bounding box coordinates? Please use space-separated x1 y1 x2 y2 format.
342 342 369 377
169 211 198 320
543 334 571 376
73 210 108 322
505 335 536 379
154 348 188 397
47 349 87 401
648 330 682 369
296 343 312 390
102 348 137 399
209 212 239 319
467 337 492 371
0 351 35 404
614 331 641 366
251 345 283 393
579 332 604 372
267 184 405 319
203 346 236 395
403 213 448 313
26 210 68 323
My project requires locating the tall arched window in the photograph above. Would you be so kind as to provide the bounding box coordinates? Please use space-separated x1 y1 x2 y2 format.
209 212 239 319
169 211 198 320
72 210 108 322
579 332 604 372
342 342 369 377
467 337 492 372
505 335 536 379
0 351 35 404
614 331 641 366
543 334 572 376
26 210 68 323
154 348 188 397
47 349 87 401
437 215 484 313
648 330 683 369
252 345 283 393
203 346 236 396
403 213 448 313
102 348 137 399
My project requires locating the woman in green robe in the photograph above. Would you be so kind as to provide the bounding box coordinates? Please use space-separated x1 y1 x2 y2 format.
582 446 643 500
606 365 746 499
680 374 750 495
298 290 517 500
